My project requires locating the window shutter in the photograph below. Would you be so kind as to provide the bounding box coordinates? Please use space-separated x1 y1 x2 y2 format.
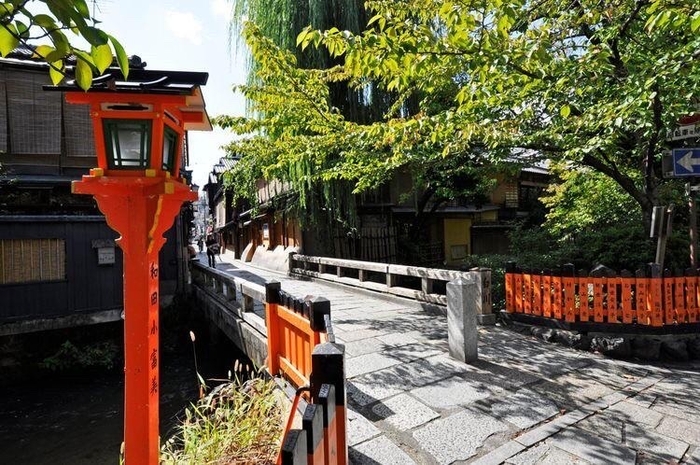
6 70 61 154
64 101 96 157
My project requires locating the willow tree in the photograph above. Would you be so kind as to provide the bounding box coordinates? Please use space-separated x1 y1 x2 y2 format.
297 0 700 231
228 0 392 122
216 23 493 247
223 0 426 255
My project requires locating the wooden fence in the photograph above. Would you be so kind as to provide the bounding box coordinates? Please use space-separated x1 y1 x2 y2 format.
264 283 347 465
505 263 700 328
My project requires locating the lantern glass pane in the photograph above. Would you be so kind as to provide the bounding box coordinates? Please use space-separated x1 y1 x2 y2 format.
162 125 178 173
103 119 152 169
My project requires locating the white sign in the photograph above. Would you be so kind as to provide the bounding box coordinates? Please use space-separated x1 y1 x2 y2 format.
668 124 699 141
97 247 116 265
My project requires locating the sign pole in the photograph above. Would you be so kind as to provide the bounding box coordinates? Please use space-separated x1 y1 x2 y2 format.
689 183 697 268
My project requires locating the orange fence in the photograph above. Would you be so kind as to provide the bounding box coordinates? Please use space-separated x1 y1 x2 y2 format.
505 263 700 327
264 282 347 465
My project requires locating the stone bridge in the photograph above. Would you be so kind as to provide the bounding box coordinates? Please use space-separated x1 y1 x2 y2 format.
191 251 700 465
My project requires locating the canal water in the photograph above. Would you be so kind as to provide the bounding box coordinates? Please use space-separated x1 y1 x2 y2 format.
0 317 249 464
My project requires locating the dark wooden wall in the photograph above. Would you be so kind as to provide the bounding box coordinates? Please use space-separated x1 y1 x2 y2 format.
0 216 123 322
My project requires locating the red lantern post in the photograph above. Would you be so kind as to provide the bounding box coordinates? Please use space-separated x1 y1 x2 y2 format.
48 69 211 464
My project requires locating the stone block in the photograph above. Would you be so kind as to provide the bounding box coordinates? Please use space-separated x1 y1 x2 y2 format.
607 400 663 427
688 338 700 359
372 394 440 430
413 409 509 464
347 408 382 446
548 427 636 465
410 376 491 409
349 435 416 465
346 380 403 407
631 337 661 361
346 352 402 378
490 388 560 429
469 440 525 465
590 337 632 358
660 339 689 361
656 416 700 445
507 442 590 464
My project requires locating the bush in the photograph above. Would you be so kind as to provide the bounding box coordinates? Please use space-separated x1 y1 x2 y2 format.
41 340 119 372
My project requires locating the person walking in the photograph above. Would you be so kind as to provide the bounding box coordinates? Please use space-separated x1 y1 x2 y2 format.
205 235 219 268
197 236 204 253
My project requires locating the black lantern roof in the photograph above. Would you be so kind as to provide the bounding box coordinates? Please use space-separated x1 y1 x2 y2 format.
44 66 209 96
43 66 212 132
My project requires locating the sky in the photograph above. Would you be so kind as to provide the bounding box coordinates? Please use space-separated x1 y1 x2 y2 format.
91 0 248 189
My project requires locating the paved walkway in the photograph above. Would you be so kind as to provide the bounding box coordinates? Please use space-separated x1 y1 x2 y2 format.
206 252 700 465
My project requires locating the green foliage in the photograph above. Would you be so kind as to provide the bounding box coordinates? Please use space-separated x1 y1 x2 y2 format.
507 226 576 270
160 377 283 464
541 166 642 240
40 340 119 372
216 22 498 230
219 0 700 264
294 0 700 225
0 1 129 89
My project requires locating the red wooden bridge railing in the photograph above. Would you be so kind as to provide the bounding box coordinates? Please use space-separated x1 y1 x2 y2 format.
505 263 700 327
264 281 347 465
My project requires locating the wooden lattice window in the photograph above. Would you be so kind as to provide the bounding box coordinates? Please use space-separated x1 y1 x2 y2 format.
504 184 519 208
63 101 96 157
0 239 66 284
5 69 62 154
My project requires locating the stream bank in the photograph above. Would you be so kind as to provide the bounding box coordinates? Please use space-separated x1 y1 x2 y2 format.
0 299 250 465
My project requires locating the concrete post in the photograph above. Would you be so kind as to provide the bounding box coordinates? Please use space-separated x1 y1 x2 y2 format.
470 268 494 325
447 276 478 363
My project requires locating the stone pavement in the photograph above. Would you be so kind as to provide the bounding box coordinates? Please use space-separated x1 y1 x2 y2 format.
207 253 700 465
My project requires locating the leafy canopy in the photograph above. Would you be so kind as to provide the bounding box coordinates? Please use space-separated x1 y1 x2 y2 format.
0 0 129 89
295 0 700 224
216 23 495 226
218 0 700 236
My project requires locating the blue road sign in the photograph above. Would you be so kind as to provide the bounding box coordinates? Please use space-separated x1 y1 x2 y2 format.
672 148 700 177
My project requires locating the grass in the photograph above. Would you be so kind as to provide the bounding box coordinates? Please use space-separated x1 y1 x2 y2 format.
160 373 284 464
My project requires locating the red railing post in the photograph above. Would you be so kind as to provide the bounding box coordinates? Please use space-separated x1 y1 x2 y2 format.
311 344 346 465
265 281 282 376
620 270 633 323
562 264 576 322
578 272 590 322
686 268 699 323
590 269 604 323
675 271 686 323
303 404 325 465
524 270 532 314
505 262 516 312
663 269 674 324
636 269 649 325
542 270 552 318
280 429 307 465
532 271 542 316
607 272 619 323
552 270 563 319
648 264 663 327
514 270 523 314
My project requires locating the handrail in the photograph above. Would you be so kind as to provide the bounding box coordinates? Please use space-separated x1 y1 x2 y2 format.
290 253 492 313
190 261 347 465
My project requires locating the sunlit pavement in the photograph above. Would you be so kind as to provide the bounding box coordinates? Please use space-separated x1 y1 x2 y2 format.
206 251 700 465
